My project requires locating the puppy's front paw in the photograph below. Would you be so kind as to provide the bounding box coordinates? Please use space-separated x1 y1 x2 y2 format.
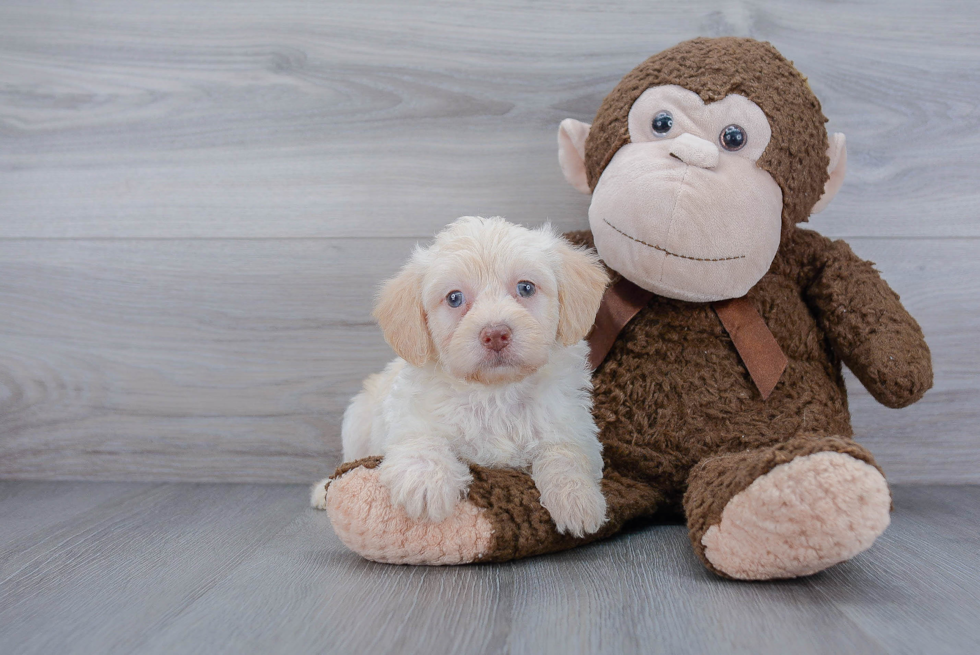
378 456 472 523
540 478 607 538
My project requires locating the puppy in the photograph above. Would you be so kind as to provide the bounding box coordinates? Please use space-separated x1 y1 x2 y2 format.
312 216 610 538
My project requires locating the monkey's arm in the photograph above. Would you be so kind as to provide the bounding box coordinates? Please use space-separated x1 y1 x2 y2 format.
804 237 932 408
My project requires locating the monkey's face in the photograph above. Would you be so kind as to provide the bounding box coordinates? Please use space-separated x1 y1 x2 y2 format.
558 40 846 303
588 85 783 302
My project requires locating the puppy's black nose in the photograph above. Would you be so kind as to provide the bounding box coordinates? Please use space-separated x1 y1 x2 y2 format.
480 325 512 352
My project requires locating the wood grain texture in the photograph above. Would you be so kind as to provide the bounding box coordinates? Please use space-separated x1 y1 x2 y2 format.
0 0 978 483
807 485 980 655
0 480 144 552
0 237 977 483
0 0 978 239
1 482 978 654
0 239 401 482
0 483 301 654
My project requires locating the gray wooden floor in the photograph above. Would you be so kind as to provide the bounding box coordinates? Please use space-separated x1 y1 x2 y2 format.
0 482 977 655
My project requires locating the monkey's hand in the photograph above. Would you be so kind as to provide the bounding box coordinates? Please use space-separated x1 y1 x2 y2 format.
806 237 933 408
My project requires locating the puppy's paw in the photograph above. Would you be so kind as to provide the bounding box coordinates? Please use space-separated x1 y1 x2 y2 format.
378 456 472 523
540 478 608 538
310 478 331 510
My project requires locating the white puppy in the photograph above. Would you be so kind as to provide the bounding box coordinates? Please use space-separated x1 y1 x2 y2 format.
312 216 610 538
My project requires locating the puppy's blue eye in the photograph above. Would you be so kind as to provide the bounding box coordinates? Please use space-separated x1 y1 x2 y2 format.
446 291 464 308
517 281 535 298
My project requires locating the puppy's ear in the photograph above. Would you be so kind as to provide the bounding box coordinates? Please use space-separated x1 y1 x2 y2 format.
373 259 434 367
555 239 609 346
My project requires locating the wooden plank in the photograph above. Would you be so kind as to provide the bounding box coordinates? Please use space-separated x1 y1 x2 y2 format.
500 525 884 655
0 482 302 655
137 508 514 655
0 480 145 552
807 485 980 654
0 0 978 239
0 238 407 482
138 493 882 655
1 236 976 483
1 482 977 654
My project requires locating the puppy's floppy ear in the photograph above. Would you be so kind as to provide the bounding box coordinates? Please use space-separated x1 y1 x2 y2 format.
555 239 609 346
372 258 434 367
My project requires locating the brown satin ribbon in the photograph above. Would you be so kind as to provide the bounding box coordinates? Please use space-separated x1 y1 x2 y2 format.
712 296 788 400
587 279 787 400
587 277 654 370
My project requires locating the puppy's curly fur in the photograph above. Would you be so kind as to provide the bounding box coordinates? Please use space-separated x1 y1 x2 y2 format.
312 216 610 538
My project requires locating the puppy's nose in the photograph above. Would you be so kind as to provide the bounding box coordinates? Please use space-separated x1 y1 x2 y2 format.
480 325 512 352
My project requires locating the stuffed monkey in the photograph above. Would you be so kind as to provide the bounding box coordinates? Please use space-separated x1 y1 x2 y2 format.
322 37 933 579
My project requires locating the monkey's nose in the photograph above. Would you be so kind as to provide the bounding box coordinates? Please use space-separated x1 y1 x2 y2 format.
480 325 512 352
668 133 719 169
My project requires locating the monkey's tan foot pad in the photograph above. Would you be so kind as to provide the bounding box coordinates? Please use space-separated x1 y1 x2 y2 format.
324 466 493 565
701 452 891 580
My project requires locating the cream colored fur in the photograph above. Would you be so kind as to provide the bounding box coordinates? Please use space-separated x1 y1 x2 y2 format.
313 216 610 539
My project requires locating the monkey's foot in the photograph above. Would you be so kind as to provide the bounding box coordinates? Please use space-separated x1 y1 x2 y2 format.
701 452 891 580
324 465 492 565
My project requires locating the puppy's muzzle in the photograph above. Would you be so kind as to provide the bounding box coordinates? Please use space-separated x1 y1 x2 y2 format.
479 324 512 353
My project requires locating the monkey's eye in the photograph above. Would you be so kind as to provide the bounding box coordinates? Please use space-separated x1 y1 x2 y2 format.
516 281 536 298
651 111 673 136
446 291 465 308
720 124 747 151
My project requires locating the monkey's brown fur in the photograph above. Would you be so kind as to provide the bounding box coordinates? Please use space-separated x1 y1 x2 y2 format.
330 38 933 576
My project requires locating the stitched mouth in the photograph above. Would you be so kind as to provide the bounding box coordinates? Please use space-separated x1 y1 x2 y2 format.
602 219 745 262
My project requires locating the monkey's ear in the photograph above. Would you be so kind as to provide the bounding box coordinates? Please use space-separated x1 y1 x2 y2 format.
811 132 847 214
558 118 592 194
372 259 434 367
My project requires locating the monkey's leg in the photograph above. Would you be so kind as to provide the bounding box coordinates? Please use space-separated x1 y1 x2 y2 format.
321 458 661 565
684 436 891 580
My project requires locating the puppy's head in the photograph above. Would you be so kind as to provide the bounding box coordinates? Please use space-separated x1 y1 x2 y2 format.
373 216 609 384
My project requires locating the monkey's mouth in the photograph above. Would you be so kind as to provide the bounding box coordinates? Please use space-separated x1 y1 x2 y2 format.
602 219 745 262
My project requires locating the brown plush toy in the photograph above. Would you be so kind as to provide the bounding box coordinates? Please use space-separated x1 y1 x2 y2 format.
322 37 933 579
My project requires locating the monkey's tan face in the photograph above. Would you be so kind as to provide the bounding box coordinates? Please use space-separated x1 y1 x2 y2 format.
587 85 783 302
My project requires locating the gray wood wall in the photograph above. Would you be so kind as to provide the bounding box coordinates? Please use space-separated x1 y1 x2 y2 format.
1 0 978 484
